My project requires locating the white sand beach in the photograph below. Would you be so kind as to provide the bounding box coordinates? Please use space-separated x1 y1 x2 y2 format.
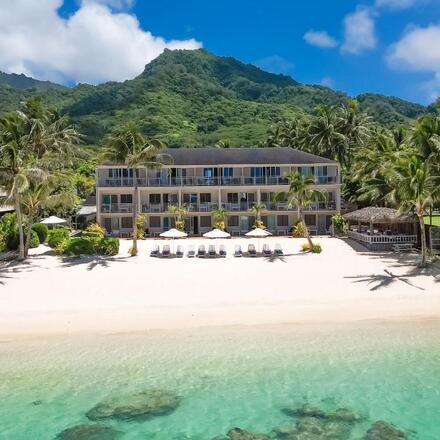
0 237 439 337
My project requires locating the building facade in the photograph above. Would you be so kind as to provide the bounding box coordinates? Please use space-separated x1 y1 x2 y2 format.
95 147 341 237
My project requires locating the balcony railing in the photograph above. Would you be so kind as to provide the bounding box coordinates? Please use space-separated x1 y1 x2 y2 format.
100 203 133 213
99 175 338 187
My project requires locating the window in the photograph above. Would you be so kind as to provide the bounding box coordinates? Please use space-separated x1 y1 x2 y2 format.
102 194 117 205
223 167 233 177
305 214 316 226
121 217 133 229
200 193 211 203
228 215 239 227
149 216 161 228
227 193 238 204
120 194 132 204
277 215 288 227
200 216 212 228
163 217 175 229
149 194 161 204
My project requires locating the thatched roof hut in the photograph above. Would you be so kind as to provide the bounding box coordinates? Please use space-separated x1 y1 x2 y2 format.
343 207 416 224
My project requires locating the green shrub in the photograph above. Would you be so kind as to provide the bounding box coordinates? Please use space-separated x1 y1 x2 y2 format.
97 237 119 256
32 223 49 243
0 230 6 253
82 223 105 239
55 238 69 255
29 230 40 248
301 242 322 253
63 237 95 256
292 221 307 238
47 228 70 248
331 214 348 236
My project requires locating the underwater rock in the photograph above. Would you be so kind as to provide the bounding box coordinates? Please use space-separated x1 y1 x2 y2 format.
272 425 297 437
282 404 362 424
274 417 352 440
282 404 328 419
85 389 180 422
55 424 122 440
364 421 407 439
31 400 43 406
327 408 362 423
212 428 271 440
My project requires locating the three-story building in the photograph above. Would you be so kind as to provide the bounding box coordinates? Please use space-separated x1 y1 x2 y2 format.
96 147 341 237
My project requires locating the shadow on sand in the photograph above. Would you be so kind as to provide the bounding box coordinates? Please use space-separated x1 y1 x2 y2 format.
60 254 131 271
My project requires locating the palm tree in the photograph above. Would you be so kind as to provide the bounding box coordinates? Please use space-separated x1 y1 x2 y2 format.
104 123 171 255
211 207 228 230
308 105 346 163
274 172 326 249
249 203 266 228
0 104 79 260
390 155 440 267
168 204 189 231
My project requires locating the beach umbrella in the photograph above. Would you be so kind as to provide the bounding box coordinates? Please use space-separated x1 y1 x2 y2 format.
245 227 272 253
160 228 188 254
40 215 67 226
203 229 231 239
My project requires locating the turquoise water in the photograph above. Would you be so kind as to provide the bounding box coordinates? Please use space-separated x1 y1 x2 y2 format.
1 322 440 439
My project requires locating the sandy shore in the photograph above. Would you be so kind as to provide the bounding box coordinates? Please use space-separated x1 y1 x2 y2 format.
0 237 439 337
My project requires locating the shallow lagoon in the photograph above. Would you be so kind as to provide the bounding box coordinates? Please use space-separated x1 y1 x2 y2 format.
1 321 439 439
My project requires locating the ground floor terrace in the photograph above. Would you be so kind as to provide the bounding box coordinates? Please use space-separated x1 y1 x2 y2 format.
0 237 439 336
99 212 335 237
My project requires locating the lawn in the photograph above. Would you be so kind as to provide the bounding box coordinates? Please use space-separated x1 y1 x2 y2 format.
425 216 440 226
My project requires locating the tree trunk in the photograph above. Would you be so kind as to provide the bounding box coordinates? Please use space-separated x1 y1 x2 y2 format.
131 173 138 256
299 206 314 250
24 215 33 257
14 187 25 261
418 214 427 268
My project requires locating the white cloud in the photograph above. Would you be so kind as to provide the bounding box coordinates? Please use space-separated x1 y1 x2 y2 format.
0 0 202 85
387 24 440 101
375 0 430 9
320 77 335 88
341 7 377 55
303 30 338 48
254 55 295 74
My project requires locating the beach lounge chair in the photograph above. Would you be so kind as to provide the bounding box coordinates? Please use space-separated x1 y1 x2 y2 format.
274 243 284 256
187 245 195 258
219 245 227 257
176 245 184 258
208 245 216 258
262 243 272 257
197 245 206 258
161 244 171 258
150 245 159 257
234 244 242 257
248 244 257 257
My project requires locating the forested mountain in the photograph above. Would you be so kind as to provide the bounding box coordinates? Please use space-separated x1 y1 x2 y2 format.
0 49 429 146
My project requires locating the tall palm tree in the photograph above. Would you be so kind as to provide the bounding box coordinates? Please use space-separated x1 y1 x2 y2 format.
274 172 326 249
308 105 346 163
0 101 80 260
104 123 171 256
390 155 439 267
249 202 266 228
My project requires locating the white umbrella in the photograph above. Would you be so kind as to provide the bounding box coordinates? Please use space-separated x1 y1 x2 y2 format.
160 228 188 254
203 229 231 239
40 215 67 226
245 227 272 253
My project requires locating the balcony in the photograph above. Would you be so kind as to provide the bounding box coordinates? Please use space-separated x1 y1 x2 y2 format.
99 175 337 188
100 203 133 213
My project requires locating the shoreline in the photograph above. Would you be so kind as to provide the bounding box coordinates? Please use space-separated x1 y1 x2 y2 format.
1 237 439 339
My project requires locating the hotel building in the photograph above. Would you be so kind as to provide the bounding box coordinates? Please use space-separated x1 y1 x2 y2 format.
96 147 341 236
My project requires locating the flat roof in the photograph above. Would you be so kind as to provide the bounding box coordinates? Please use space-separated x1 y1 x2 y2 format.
162 147 337 166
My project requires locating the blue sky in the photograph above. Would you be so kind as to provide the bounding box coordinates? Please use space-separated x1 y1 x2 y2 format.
2 0 440 104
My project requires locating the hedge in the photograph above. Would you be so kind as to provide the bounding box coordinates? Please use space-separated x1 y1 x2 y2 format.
47 228 70 248
32 223 49 243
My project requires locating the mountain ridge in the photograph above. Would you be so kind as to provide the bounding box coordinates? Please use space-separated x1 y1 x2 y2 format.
0 49 430 146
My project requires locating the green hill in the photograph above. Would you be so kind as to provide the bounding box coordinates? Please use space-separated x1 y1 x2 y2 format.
0 49 429 146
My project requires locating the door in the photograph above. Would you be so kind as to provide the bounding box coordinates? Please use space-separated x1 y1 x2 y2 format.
193 216 199 235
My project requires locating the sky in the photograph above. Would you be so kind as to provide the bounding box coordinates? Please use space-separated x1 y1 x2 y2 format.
0 0 440 104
